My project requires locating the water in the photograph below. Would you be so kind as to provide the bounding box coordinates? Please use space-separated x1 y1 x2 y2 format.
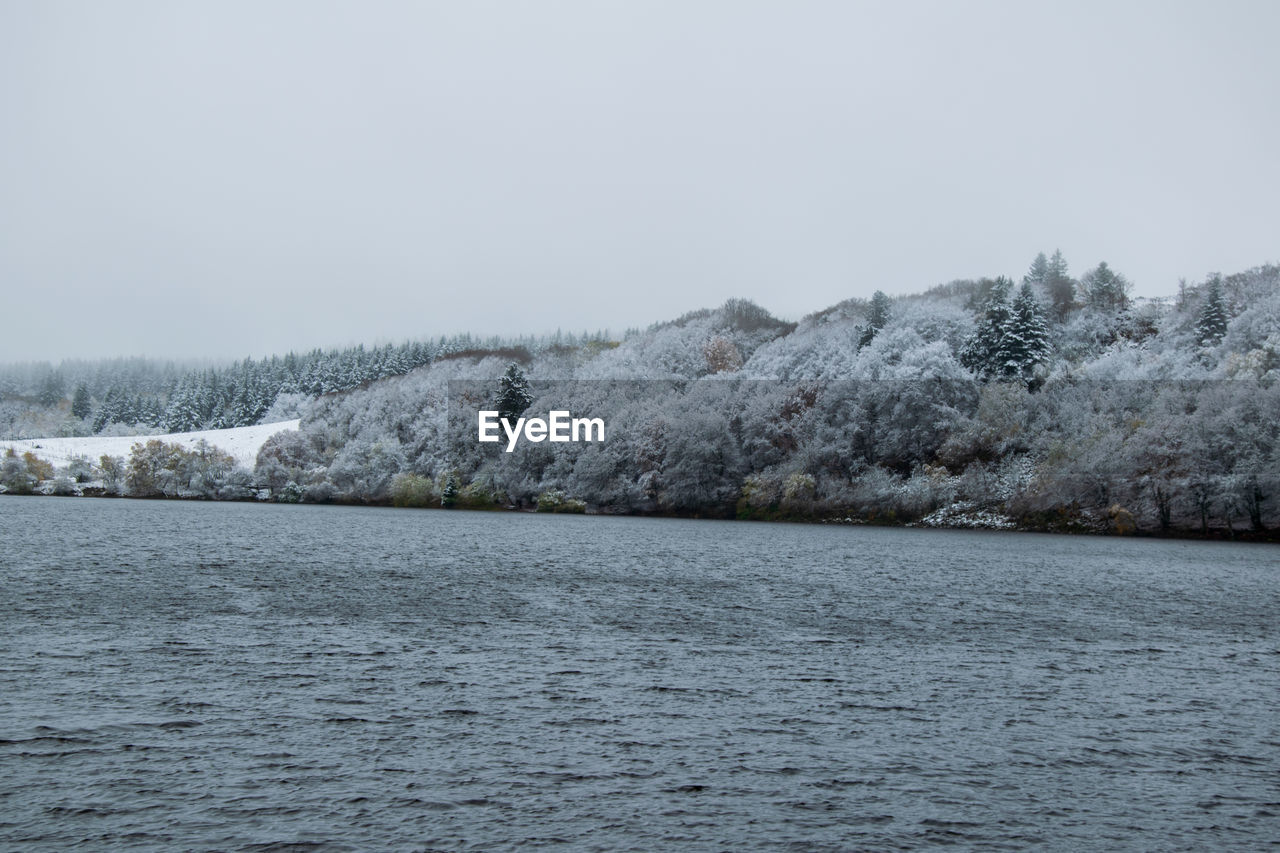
1 498 1277 850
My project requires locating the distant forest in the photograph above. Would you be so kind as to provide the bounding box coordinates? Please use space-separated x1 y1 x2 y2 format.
3 253 1279 537
0 331 616 438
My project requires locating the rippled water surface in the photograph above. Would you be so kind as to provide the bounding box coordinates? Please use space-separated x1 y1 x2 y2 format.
1 498 1278 850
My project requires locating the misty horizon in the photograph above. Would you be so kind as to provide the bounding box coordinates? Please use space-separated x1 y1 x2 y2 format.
0 267 1220 368
3 1 1277 363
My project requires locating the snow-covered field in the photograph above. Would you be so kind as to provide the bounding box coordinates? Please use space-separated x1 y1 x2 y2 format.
0 420 299 471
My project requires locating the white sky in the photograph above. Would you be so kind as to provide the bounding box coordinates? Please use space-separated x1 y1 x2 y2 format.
2 0 1277 361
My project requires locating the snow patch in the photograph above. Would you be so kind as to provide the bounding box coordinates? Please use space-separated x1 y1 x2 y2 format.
0 420 300 471
916 502 1019 530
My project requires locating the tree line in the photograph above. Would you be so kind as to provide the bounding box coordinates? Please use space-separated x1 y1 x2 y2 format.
4 253 1278 537
0 330 616 438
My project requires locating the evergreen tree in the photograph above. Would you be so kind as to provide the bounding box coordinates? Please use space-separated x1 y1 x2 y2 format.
1082 260 1130 312
1007 282 1052 382
960 277 1015 380
140 396 163 427
231 383 254 427
92 388 121 433
1023 252 1049 288
71 384 92 420
163 378 203 432
37 370 65 406
858 290 892 349
1044 249 1075 321
441 474 459 508
1196 276 1229 345
1046 249 1068 281
495 362 533 423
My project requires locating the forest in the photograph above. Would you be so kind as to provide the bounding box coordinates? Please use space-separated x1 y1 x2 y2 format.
3 252 1278 537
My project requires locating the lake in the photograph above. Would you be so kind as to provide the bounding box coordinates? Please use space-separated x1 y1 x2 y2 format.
1 498 1277 849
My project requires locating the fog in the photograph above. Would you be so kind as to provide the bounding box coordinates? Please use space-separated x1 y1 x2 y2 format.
2 0 1276 361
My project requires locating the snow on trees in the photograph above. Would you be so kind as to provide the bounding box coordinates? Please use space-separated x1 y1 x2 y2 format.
1007 282 1051 383
703 335 744 374
124 439 244 499
960 277 1015 380
1044 249 1076 321
1196 275 1229 346
960 279 1051 384
857 290 892 349
494 363 533 424
1081 261 1131 312
4 258 1278 535
1024 252 1049 289
71 384 92 420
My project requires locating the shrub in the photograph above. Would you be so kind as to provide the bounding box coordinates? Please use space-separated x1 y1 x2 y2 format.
536 489 587 513
1 449 33 494
390 472 436 508
782 472 816 508
303 481 334 503
22 451 54 481
99 455 125 494
66 455 95 483
125 439 241 498
703 335 743 374
457 480 501 509
277 481 305 503
1108 503 1137 535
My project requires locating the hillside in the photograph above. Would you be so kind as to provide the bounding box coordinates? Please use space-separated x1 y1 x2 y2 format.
3 257 1278 536
0 420 299 471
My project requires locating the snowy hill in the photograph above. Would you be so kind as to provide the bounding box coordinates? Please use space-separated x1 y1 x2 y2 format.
1 420 299 471
3 258 1278 535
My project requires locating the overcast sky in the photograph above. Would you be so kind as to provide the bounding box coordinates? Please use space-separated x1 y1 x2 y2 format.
2 1 1276 362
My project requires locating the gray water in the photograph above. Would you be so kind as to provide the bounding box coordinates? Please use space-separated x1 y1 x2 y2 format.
0 498 1277 851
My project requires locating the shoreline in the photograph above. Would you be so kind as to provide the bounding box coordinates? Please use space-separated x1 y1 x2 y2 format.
5 489 1276 544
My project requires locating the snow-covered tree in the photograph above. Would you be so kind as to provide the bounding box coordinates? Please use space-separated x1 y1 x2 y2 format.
494 362 533 423
1023 252 1049 288
36 371 65 407
1006 282 1051 382
71 384 92 420
858 290 892 349
441 473 459 508
703 335 743 373
1196 276 1229 346
1081 261 1130 312
1 449 33 494
1044 249 1076 321
960 277 1015 380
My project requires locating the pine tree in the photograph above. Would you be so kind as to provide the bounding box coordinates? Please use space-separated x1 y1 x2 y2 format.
1046 249 1068 281
858 290 892 349
37 370 66 406
71 384 92 420
1007 282 1051 382
92 388 121 433
494 362 533 424
163 378 202 432
231 383 254 427
441 474 459 508
960 277 1014 380
1082 261 1130 312
1023 252 1049 288
1196 276 1229 345
1044 249 1075 321
140 396 163 427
